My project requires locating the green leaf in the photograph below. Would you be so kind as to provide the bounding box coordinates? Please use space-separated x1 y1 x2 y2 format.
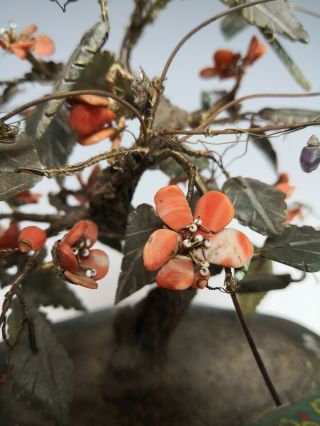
222 0 308 42
0 133 42 201
26 105 77 168
248 127 277 172
220 11 248 39
260 30 310 91
7 314 73 426
243 1 309 42
238 293 266 316
223 177 286 236
258 107 320 124
237 258 272 315
261 225 320 272
74 51 116 91
116 204 163 303
7 300 24 346
23 269 85 311
36 20 109 139
152 97 189 132
159 156 209 182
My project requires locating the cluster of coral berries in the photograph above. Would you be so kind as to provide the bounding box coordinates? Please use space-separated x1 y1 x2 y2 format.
0 220 109 289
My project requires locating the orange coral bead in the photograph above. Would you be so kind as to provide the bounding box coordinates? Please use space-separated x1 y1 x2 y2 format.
56 241 78 272
18 226 46 253
154 185 193 231
192 272 208 289
69 104 116 137
143 229 180 271
81 249 109 280
156 257 194 290
194 191 235 233
198 228 253 269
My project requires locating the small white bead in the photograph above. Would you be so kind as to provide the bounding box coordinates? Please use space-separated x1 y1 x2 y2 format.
0 28 6 35
85 269 93 278
204 239 211 248
183 239 192 248
195 234 204 242
72 248 79 255
189 224 198 233
78 240 85 249
234 270 245 281
194 218 202 226
85 238 91 247
200 267 210 277
80 248 90 257
201 261 209 268
91 268 97 277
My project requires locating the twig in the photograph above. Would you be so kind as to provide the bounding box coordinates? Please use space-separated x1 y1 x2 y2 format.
0 212 62 223
200 91 320 125
149 0 277 131
0 253 40 328
98 0 109 23
1 89 148 145
160 117 320 138
17 147 149 178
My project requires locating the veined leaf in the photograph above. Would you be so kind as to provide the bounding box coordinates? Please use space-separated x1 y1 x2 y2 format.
258 107 320 124
261 225 320 272
36 20 109 139
237 258 273 315
223 177 286 236
238 293 266 316
0 133 42 201
160 156 209 182
7 314 73 426
23 269 85 311
26 105 77 168
260 30 310 91
221 11 248 39
222 0 308 42
116 204 162 303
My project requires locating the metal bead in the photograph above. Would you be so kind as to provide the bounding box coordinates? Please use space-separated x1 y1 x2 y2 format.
85 269 93 278
78 239 85 249
80 248 90 257
183 239 192 248
204 239 211 248
189 224 198 233
200 267 210 277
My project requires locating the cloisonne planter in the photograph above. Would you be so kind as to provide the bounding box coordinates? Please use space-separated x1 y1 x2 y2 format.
1 305 320 425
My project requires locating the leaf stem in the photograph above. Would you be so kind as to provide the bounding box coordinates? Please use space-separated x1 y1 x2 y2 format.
17 147 149 178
